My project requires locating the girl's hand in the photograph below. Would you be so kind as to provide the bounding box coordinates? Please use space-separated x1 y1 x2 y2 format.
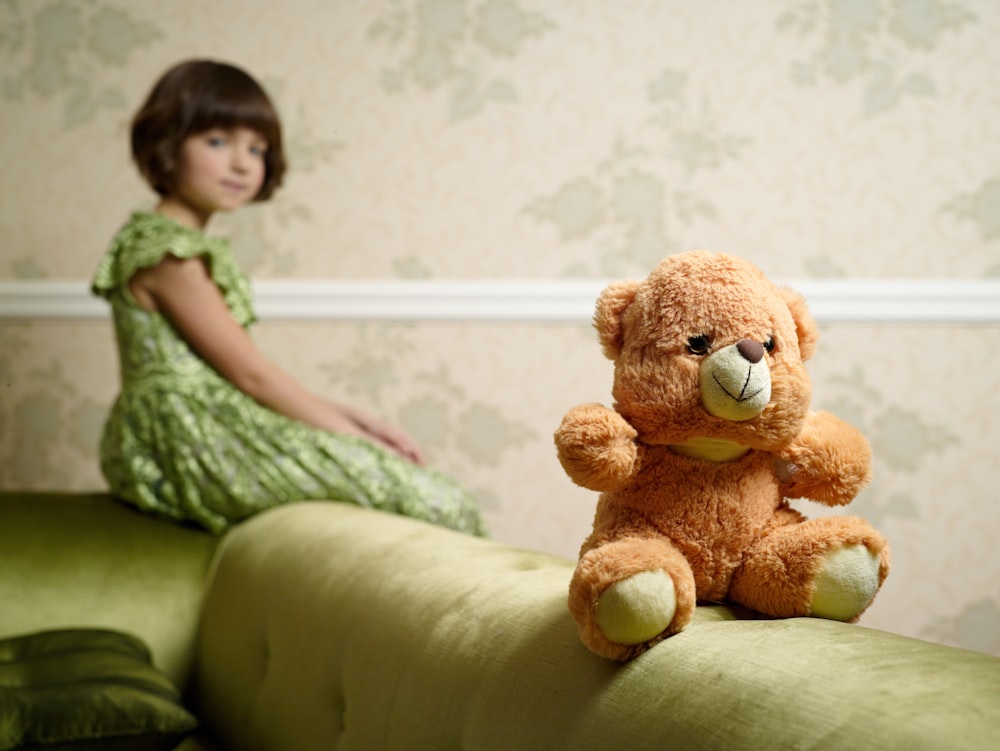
340 404 426 466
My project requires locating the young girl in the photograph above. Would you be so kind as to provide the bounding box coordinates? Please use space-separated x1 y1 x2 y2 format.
92 59 486 536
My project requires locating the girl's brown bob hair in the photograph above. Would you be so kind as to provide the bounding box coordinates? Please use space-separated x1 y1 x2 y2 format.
131 59 286 201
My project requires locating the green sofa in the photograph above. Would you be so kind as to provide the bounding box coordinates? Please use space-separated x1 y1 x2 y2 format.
2 492 998 750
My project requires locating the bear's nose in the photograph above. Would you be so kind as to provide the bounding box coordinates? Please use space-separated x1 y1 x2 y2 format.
736 338 764 363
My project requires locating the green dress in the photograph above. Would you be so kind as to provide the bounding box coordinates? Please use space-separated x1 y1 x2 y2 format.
92 212 487 536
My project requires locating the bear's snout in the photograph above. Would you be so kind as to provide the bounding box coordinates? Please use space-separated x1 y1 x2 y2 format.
699 341 771 422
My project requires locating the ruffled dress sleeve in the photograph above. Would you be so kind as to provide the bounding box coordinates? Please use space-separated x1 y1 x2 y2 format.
92 212 256 327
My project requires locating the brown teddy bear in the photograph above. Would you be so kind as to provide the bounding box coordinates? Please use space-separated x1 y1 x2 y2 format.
555 251 890 661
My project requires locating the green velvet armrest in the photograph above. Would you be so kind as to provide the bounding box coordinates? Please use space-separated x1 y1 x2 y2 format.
195 502 1000 751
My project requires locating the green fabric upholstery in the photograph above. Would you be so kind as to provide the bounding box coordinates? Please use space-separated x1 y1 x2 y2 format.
0 493 219 689
4 492 998 750
0 628 197 750
196 502 1000 751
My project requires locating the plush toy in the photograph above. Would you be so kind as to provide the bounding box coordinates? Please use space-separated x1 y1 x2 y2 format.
555 251 889 661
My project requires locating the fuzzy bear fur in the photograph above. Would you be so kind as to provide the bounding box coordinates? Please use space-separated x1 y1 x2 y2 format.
556 251 889 661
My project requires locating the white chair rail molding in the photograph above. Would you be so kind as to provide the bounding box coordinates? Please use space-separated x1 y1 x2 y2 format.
2 278 999 324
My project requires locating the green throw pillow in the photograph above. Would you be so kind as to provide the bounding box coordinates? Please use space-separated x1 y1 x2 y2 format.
0 628 198 751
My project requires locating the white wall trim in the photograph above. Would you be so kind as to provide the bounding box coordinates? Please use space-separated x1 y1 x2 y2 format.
1 279 999 324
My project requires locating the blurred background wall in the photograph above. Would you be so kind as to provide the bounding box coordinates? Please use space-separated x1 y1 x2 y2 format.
1 0 998 654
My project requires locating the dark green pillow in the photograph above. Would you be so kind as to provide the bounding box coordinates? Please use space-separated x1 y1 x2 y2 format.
0 628 198 751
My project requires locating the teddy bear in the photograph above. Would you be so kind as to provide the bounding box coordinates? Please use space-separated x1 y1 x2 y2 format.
555 251 890 661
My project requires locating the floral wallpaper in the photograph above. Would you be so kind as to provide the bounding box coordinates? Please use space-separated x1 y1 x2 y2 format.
1 0 998 655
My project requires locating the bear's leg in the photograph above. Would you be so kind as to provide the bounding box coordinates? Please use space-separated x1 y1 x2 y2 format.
569 536 696 661
728 516 889 622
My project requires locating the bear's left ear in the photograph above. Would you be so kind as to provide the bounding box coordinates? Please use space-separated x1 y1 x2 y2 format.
594 280 641 360
779 286 818 361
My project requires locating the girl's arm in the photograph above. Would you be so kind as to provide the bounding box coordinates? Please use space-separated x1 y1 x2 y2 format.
130 254 425 464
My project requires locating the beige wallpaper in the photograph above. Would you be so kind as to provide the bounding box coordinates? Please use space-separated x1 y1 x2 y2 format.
2 0 998 655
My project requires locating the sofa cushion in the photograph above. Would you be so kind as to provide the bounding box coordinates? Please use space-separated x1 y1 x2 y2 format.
0 628 198 751
0 492 219 690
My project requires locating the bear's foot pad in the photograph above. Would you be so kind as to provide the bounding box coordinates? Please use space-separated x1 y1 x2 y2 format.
595 570 676 645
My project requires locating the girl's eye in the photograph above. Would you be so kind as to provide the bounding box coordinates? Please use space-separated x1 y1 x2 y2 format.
206 135 226 147
763 336 776 353
687 335 711 355
249 144 267 157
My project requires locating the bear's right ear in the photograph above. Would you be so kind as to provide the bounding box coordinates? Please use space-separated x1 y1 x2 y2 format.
779 286 818 361
594 280 640 360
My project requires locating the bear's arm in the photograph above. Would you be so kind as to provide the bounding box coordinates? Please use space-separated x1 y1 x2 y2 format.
773 410 873 506
554 403 640 492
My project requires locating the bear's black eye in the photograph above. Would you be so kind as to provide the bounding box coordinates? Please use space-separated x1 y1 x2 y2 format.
763 336 775 353
687 335 711 355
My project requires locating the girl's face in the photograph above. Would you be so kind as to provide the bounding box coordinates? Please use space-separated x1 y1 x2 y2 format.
167 127 268 226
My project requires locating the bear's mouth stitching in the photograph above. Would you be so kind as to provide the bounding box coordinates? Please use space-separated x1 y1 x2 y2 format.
713 369 762 403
